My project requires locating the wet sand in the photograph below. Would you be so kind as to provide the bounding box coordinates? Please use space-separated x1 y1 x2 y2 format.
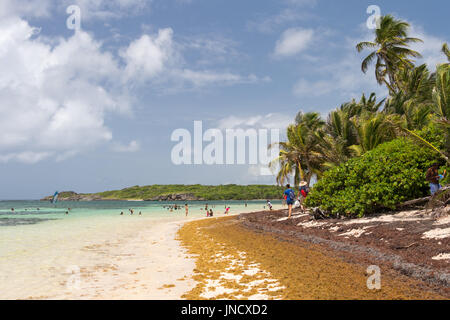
1 217 198 300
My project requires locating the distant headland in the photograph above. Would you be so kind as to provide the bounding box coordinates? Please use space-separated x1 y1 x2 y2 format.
41 185 284 202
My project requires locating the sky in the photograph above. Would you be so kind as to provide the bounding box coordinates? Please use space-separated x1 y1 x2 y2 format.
0 0 449 199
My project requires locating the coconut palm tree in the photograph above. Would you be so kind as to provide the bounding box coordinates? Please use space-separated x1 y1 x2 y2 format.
384 64 434 130
433 64 450 122
270 114 325 186
350 113 397 156
386 64 450 163
443 43 450 62
356 15 422 94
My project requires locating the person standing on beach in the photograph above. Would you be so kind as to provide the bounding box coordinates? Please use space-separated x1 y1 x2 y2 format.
283 184 295 219
426 163 446 195
185 203 189 217
267 200 273 211
298 181 309 213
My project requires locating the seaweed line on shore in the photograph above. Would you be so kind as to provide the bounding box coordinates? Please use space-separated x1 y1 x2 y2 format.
238 211 450 290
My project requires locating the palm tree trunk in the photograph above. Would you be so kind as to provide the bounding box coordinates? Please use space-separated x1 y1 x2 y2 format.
296 160 305 184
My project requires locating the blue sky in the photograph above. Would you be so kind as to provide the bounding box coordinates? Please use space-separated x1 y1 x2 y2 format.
0 0 449 199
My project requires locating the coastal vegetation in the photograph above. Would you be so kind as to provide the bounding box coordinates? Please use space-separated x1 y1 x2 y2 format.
306 138 439 217
272 14 450 217
44 185 284 201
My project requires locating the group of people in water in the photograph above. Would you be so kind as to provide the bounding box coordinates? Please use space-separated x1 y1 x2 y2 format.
159 203 237 217
120 209 142 216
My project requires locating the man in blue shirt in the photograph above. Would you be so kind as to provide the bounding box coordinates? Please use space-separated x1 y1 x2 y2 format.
283 184 295 219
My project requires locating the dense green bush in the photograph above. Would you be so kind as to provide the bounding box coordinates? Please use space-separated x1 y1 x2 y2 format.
305 138 441 218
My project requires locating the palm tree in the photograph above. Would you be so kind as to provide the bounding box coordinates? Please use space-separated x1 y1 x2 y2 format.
350 113 397 156
387 64 450 163
443 43 450 62
384 64 434 130
433 64 450 122
433 63 450 153
340 93 384 117
270 113 325 186
356 15 422 94
295 111 324 129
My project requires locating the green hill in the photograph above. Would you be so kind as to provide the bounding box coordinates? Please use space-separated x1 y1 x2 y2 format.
42 185 284 201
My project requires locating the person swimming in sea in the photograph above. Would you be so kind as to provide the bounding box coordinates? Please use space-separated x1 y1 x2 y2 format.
120 212 124 215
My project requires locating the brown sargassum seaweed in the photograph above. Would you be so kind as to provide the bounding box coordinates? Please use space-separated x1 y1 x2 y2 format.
177 216 445 300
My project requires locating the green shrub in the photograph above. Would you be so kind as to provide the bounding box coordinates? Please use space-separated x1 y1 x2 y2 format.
305 138 440 218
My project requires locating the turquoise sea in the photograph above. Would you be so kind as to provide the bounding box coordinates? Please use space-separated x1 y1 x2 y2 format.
0 200 282 299
0 200 280 226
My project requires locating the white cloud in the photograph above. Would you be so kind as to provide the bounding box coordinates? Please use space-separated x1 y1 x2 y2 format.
176 70 270 87
247 0 317 34
409 25 449 70
121 28 176 81
0 152 52 164
0 17 126 164
121 30 270 89
0 0 151 20
0 13 271 164
112 140 141 153
217 113 293 131
61 0 150 20
274 28 314 57
0 0 53 19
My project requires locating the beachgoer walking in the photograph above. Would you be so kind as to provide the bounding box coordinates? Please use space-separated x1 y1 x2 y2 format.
267 200 273 211
298 181 309 213
283 184 295 219
426 163 446 195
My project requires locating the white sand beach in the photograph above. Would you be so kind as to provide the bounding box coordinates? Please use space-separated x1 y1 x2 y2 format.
0 202 282 300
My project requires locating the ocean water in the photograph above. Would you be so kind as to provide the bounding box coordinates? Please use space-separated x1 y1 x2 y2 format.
0 200 282 299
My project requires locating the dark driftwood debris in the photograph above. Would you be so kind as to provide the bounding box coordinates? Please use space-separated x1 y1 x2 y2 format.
397 186 450 209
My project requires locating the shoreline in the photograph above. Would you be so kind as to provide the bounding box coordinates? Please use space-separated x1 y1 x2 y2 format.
4 205 447 300
177 208 449 299
1 215 202 300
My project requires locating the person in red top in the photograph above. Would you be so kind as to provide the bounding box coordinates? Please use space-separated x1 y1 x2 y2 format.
298 181 309 213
